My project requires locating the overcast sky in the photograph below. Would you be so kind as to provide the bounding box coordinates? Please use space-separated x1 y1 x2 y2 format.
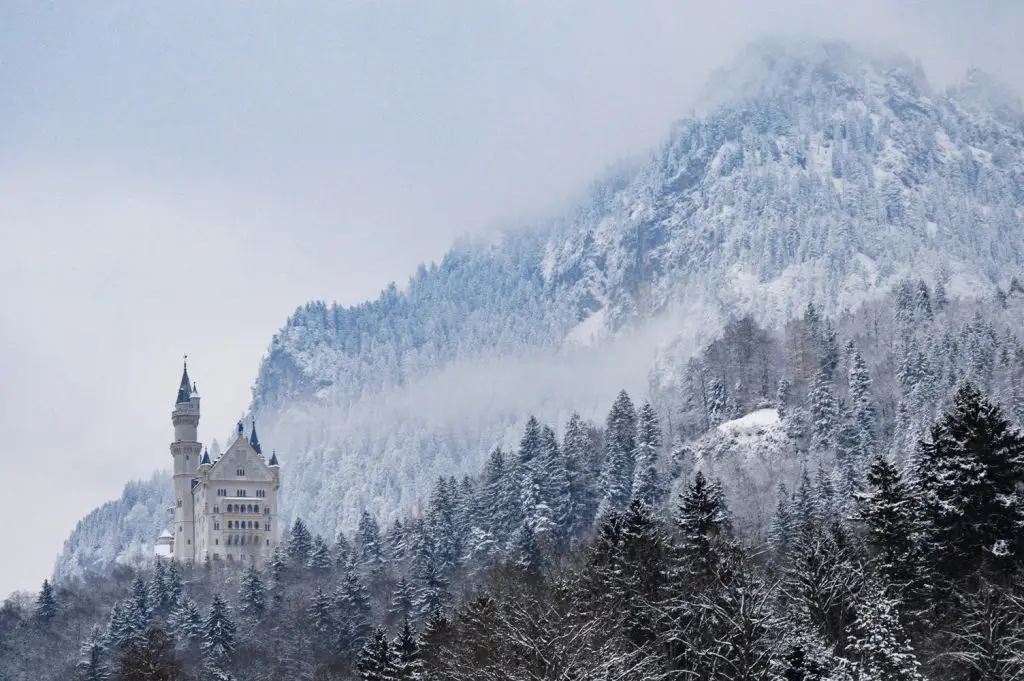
0 1 1021 597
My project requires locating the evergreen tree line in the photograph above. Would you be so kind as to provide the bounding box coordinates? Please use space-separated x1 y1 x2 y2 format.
6 291 1024 680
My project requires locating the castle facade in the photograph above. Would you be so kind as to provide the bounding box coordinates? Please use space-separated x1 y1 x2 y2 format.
160 360 281 565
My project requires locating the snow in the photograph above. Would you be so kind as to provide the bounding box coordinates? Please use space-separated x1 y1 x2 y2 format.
717 409 780 435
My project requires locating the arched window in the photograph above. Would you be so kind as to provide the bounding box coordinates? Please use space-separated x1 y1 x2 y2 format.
253 504 259 513
248 504 254 513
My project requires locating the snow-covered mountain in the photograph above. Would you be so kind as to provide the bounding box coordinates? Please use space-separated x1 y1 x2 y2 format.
55 40 1024 579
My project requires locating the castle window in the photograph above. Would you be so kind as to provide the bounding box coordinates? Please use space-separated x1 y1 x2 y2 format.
215 539 219 545
236 468 245 476
247 504 254 513
266 540 270 546
214 522 220 530
213 506 219 514
265 506 271 515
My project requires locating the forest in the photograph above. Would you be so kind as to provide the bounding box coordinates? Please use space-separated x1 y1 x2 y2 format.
6 282 1024 680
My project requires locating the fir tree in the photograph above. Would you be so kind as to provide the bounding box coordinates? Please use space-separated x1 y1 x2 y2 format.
147 559 169 616
856 454 926 593
201 594 236 664
335 563 373 652
106 601 134 649
632 401 664 506
392 618 423 680
164 560 184 609
916 383 1024 577
335 530 354 566
77 626 109 681
238 565 266 619
808 368 840 453
538 424 571 539
511 520 543 573
597 390 638 515
167 596 204 646
848 581 924 681
390 576 415 622
675 471 732 577
36 578 57 624
309 586 335 642
288 517 314 567
358 510 386 575
357 626 397 681
848 348 877 465
561 411 592 535
770 483 795 552
413 558 449 622
308 534 333 572
126 575 152 636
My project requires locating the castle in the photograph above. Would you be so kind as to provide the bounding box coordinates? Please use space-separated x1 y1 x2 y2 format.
156 359 281 565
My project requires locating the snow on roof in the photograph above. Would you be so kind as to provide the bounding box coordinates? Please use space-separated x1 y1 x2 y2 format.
158 529 173 539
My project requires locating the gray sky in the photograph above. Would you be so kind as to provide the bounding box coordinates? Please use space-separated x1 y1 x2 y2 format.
0 0 1021 597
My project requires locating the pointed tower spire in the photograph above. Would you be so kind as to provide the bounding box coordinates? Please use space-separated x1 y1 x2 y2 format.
175 355 191 404
249 418 262 455
201 448 211 466
269 449 279 467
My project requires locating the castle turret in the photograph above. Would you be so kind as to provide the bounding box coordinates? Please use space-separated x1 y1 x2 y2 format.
170 357 202 561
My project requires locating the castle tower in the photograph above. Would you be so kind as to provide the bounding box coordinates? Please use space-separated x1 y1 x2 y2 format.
170 356 202 561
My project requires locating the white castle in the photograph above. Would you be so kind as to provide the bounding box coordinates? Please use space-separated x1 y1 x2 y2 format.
156 359 281 565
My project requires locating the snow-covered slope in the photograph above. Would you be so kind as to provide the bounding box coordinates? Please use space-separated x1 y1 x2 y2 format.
55 40 1024 578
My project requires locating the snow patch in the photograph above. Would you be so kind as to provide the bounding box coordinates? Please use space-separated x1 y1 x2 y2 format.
718 409 780 435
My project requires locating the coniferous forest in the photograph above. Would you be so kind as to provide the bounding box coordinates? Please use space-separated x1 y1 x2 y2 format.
6 284 1024 680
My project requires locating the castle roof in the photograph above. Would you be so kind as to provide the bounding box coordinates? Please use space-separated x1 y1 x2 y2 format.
249 420 262 455
175 359 192 404
269 450 279 467
201 448 211 465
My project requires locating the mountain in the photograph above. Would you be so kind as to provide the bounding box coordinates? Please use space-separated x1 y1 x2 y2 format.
54 40 1024 579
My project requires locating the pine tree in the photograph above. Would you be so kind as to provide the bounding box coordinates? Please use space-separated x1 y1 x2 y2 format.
385 519 407 563
512 521 543 573
77 626 109 681
390 576 415 622
632 401 663 506
597 390 638 515
335 563 372 652
288 517 314 567
335 530 354 566
148 559 170 616
538 424 571 539
848 581 925 681
392 618 423 680
238 565 266 619
309 585 335 642
848 348 877 466
856 454 926 593
106 601 134 649
357 626 397 681
417 611 451 668
769 483 795 552
808 368 840 453
201 594 236 664
413 558 448 622
675 471 732 576
164 560 184 609
308 534 333 572
916 383 1024 577
561 412 592 535
358 510 386 575
125 576 152 637
36 578 57 624
167 596 204 646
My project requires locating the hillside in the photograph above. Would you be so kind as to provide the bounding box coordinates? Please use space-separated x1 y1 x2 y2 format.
54 40 1024 579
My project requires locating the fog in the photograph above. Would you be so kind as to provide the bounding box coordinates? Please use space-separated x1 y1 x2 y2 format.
1 0 1021 596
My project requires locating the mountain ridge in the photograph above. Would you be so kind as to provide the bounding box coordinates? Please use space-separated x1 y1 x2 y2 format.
54 39 1024 581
